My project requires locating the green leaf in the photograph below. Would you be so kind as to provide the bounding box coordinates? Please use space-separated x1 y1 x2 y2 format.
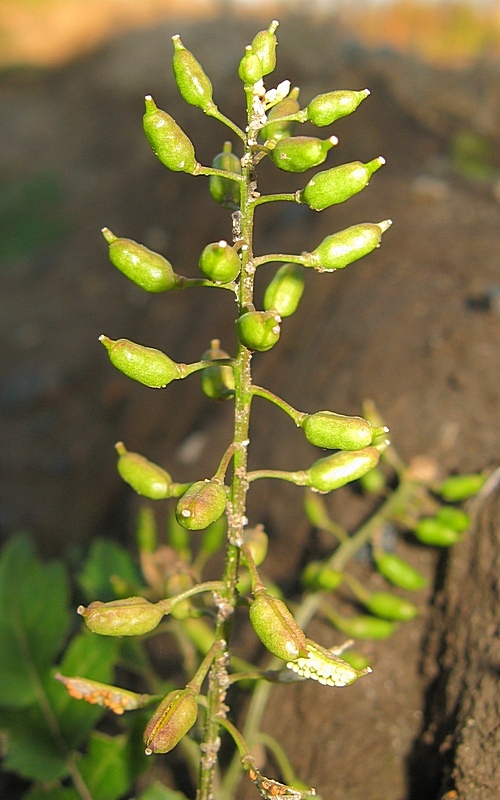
78 539 142 602
24 786 80 800
0 704 69 781
138 784 190 800
78 731 135 800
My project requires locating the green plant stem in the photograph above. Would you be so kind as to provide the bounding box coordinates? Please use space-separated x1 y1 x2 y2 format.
247 467 307 485
253 252 308 268
251 384 303 424
158 580 226 614
253 192 298 207
207 108 246 142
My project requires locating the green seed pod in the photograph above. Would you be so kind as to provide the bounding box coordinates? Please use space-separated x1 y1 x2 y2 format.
333 614 398 640
359 465 386 494
102 228 179 292
209 142 241 209
250 20 278 76
308 219 392 272
249 593 307 661
435 505 471 533
144 688 198 755
301 411 388 451
286 639 371 686
78 597 164 637
200 339 235 401
167 509 192 559
199 515 227 558
364 591 418 621
437 473 487 502
301 561 344 592
172 35 215 113
414 517 463 547
306 89 370 127
299 157 385 212
136 506 157 554
260 88 300 143
373 552 428 591
236 310 281 352
143 95 198 174
241 525 269 567
199 240 241 283
238 46 264 86
99 335 182 388
305 446 381 493
176 479 227 531
263 263 306 318
115 442 172 499
270 135 337 173
166 572 195 620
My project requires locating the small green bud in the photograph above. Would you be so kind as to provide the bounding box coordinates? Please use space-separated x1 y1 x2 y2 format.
143 95 198 173
435 505 471 533
437 473 487 502
176 479 227 531
305 445 382 493
260 88 300 143
238 46 263 86
102 228 179 292
373 552 428 591
249 593 307 661
270 135 337 173
250 20 279 76
78 597 164 637
414 517 463 547
333 614 398 640
308 219 392 272
241 525 269 567
209 142 241 209
99 335 182 388
172 35 215 113
306 89 370 126
301 561 344 592
301 411 388 451
199 240 241 283
263 263 305 318
236 310 281 352
200 339 235 401
115 442 172 499
144 688 198 755
299 157 385 212
364 591 418 621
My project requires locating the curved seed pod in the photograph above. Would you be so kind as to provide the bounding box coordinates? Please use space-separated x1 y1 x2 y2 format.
263 263 305 318
373 552 428 591
238 46 264 86
250 20 279 76
308 220 392 272
435 505 470 533
175 479 227 531
199 240 241 283
437 473 487 502
305 446 382 493
364 591 418 621
115 442 172 499
102 228 179 292
209 142 241 209
270 135 337 173
236 310 281 352
249 593 307 661
260 88 300 143
414 517 463 547
78 597 164 637
299 157 385 211
200 339 234 401
99 335 182 388
143 95 198 173
301 411 388 451
333 614 398 640
144 688 198 754
301 561 344 592
286 639 371 686
306 89 370 126
172 35 215 113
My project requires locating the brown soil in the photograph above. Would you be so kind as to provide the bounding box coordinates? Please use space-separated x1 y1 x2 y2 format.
0 9 499 800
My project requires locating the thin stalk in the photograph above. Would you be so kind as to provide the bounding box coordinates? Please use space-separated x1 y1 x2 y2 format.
251 385 303 424
253 253 308 268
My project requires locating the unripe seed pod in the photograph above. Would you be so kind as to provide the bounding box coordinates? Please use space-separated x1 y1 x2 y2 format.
333 614 398 640
305 446 381 493
301 561 344 592
359 465 386 494
238 46 263 86
435 505 470 533
301 411 388 451
78 597 164 637
260 88 300 143
364 591 418 621
437 473 487 502
306 89 370 126
200 339 234 401
144 688 198 754
241 525 269 567
209 142 241 209
249 593 307 661
102 228 179 292
143 95 197 174
200 515 227 558
414 517 462 547
263 263 305 318
99 335 182 388
172 35 215 113
308 219 392 272
166 572 195 620
236 310 281 352
373 552 428 591
115 442 172 499
250 20 278 76
199 240 241 283
299 157 385 212
270 135 337 173
176 479 227 531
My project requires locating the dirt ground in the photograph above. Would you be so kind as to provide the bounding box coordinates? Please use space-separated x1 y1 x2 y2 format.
0 8 499 800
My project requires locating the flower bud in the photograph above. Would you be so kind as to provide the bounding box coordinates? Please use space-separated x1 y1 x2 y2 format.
435 506 470 533
299 157 385 212
78 597 164 637
414 517 462 547
175 479 227 531
364 591 418 621
199 240 241 283
144 688 198 754
200 339 235 401
102 228 179 292
143 95 198 174
172 35 215 113
301 561 344 592
308 220 392 272
263 263 305 318
305 446 382 493
260 88 300 143
437 473 487 502
301 411 388 451
286 639 371 686
238 46 263 86
236 310 281 352
115 442 172 499
306 89 370 126
250 20 278 76
373 552 428 591
333 614 397 640
209 142 241 209
249 593 307 661
270 135 337 173
99 335 182 388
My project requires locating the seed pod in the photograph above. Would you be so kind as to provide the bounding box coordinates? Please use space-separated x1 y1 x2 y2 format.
250 20 278 76
172 35 215 113
301 561 344 592
99 335 182 388
175 479 227 531
241 525 269 567
306 89 370 126
249 593 307 661
166 571 195 620
373 552 428 591
236 310 281 352
143 95 198 174
144 688 198 754
437 473 487 502
260 88 300 143
270 135 337 173
359 465 386 494
308 219 392 272
263 263 305 318
301 411 388 451
305 446 381 493
299 157 385 212
364 591 418 621
286 639 371 686
333 614 398 640
200 340 234 401
199 240 241 283
209 142 241 209
435 505 470 533
102 228 179 292
238 46 263 86
78 597 164 637
414 517 463 547
199 515 227 558
115 442 172 499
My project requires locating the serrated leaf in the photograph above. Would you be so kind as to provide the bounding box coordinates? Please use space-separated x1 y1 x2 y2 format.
78 539 142 602
78 731 135 800
138 784 190 800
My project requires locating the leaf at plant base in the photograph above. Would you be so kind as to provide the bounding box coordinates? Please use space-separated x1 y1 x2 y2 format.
24 786 80 800
138 784 191 800
78 538 142 602
78 731 137 800
0 533 70 707
0 704 69 781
